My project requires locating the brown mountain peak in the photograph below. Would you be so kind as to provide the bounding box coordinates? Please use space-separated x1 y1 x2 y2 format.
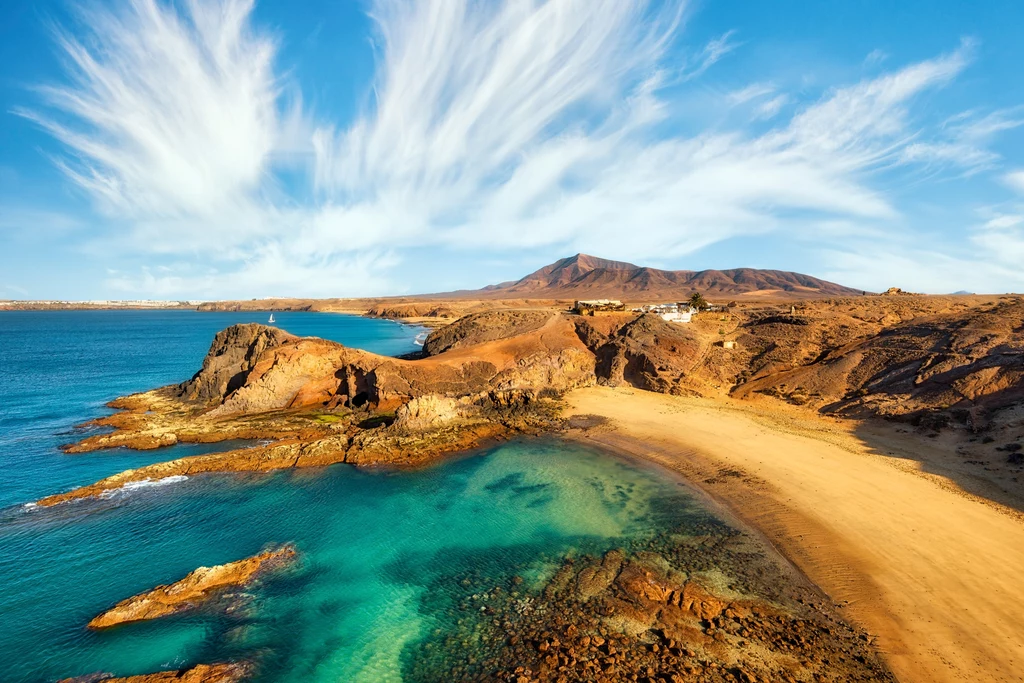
432 254 864 301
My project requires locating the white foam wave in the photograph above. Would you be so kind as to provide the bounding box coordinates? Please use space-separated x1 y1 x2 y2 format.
99 475 189 499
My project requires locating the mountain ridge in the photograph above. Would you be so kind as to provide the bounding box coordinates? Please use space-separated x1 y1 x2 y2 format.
440 253 864 300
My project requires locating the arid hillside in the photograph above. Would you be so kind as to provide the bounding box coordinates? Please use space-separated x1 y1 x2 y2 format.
437 253 864 300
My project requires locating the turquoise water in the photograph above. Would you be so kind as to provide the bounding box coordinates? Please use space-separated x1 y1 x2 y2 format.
0 310 425 507
0 311 722 683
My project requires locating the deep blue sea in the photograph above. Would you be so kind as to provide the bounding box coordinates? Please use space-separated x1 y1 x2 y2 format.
0 310 718 683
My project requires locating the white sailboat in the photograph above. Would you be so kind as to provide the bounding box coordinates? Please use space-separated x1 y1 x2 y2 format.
268 313 276 324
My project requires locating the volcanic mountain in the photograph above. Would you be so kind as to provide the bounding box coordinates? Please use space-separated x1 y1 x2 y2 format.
443 254 863 300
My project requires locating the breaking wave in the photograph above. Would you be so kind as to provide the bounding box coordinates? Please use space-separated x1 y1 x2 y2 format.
98 475 189 499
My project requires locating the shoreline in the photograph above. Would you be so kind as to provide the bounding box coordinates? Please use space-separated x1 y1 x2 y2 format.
562 430 833 600
562 385 1024 683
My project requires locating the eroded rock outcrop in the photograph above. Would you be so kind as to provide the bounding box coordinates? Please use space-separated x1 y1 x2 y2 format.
177 324 295 404
58 662 251 683
392 394 472 431
88 546 296 629
175 314 594 417
422 310 553 356
576 314 705 394
42 314 601 505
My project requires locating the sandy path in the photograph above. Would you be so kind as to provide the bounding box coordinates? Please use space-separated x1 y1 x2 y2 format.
564 386 1024 683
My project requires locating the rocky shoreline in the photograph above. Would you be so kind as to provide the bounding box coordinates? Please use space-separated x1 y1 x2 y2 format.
39 295 1024 681
58 662 251 683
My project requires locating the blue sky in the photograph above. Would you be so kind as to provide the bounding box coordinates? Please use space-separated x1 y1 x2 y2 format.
2 0 1024 299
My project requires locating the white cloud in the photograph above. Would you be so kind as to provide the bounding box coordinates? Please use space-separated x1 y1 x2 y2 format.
726 82 775 106
4 284 29 297
900 108 1024 173
982 214 1024 229
683 30 739 80
823 246 1024 294
17 2 1020 297
864 49 888 68
309 3 975 263
754 94 788 119
15 0 284 223
1005 170 1024 193
105 249 400 299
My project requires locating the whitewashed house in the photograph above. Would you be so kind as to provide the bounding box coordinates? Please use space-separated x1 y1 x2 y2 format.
650 303 697 324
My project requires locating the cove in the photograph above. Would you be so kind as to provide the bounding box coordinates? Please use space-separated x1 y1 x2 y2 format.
0 437 727 682
0 310 888 682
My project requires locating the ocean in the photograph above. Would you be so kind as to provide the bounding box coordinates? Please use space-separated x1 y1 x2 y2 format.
0 311 728 682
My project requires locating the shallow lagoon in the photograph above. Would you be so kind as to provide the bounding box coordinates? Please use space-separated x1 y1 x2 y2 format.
2 439 731 682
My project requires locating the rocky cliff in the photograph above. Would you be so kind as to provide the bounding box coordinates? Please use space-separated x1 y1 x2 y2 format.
177 324 295 404
422 310 552 356
177 314 595 416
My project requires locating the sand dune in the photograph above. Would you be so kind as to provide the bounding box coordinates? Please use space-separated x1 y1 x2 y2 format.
565 386 1024 683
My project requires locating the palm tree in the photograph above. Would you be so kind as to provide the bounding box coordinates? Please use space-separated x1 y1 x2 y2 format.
688 292 708 311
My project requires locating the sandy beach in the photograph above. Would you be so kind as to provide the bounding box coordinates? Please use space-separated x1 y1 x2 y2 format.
564 385 1024 683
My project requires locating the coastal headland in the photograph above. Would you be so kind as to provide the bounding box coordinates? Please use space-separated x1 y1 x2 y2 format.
33 255 1024 682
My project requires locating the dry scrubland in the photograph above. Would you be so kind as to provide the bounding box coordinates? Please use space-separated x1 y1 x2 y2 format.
44 290 1024 683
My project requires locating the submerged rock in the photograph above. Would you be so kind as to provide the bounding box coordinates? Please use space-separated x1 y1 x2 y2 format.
407 543 895 683
87 546 296 629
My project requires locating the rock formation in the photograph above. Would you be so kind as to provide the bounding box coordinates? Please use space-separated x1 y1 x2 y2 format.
422 310 552 356
38 312 597 506
58 663 250 683
88 546 296 629
576 314 705 394
176 325 295 404
175 314 594 416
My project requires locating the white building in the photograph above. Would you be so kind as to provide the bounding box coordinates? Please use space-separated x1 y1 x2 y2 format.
641 302 697 323
661 309 693 323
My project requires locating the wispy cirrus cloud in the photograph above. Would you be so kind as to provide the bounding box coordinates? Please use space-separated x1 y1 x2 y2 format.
15 0 285 226
15 0 1023 297
900 107 1024 173
726 82 776 106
